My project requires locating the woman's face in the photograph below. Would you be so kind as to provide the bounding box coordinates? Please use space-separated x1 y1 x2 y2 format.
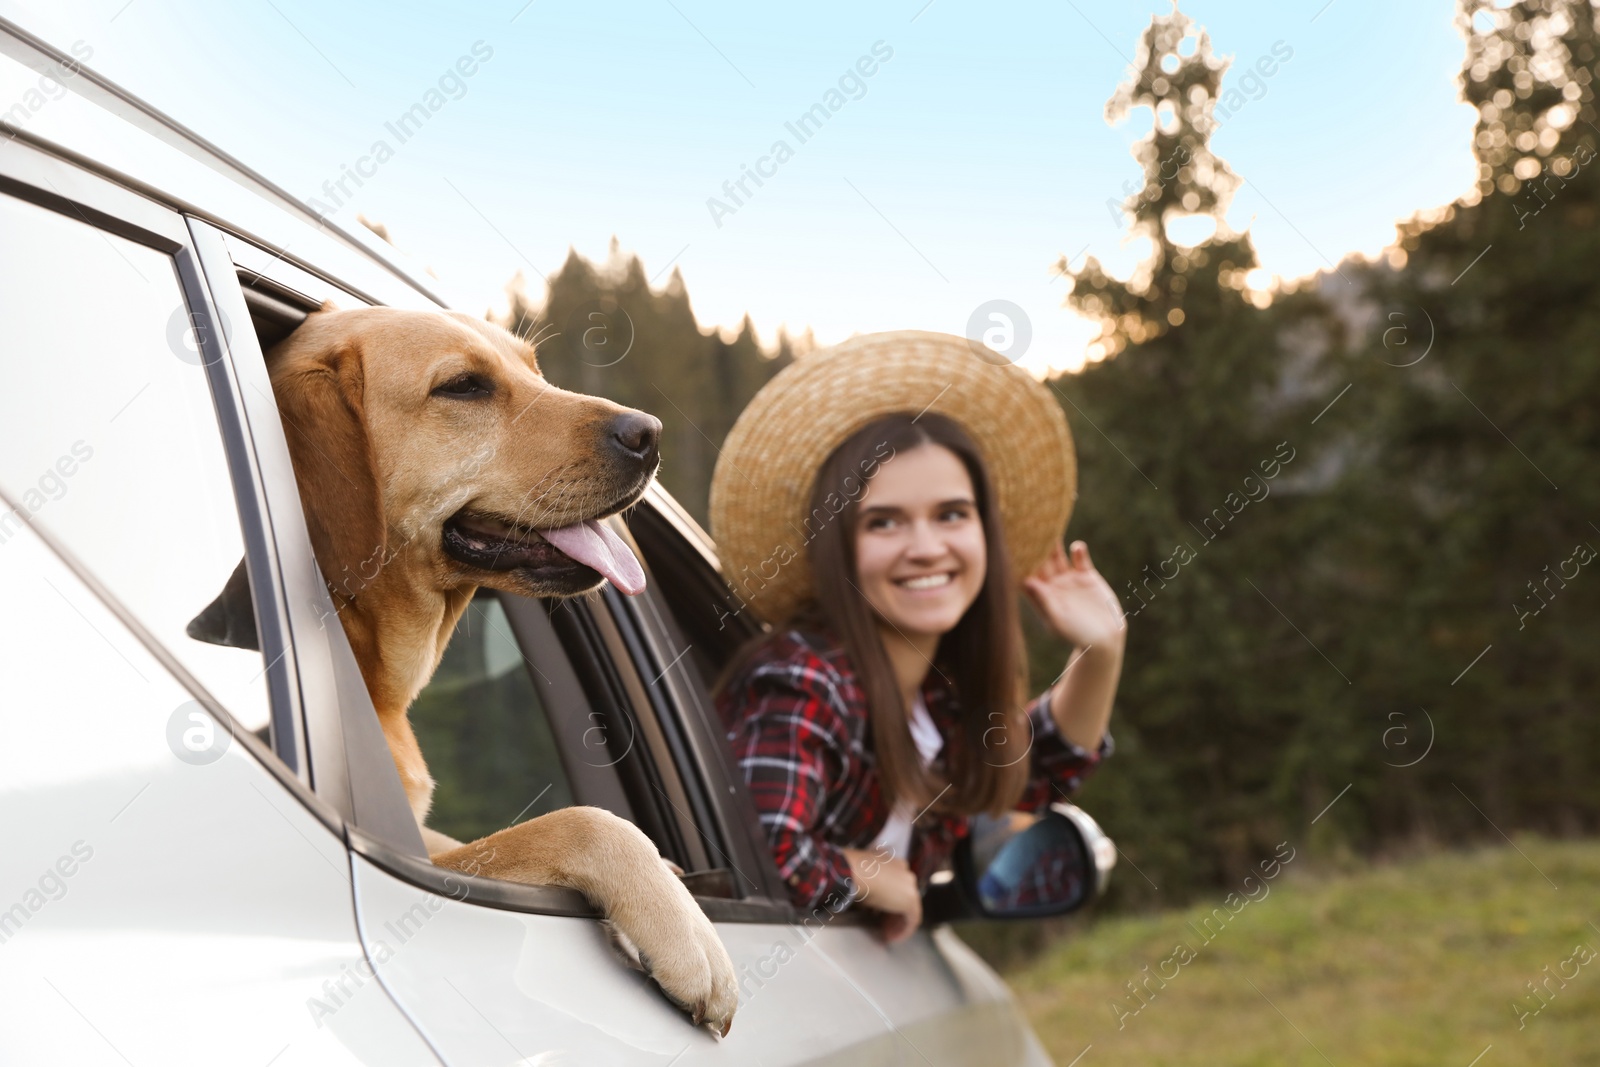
853 442 987 639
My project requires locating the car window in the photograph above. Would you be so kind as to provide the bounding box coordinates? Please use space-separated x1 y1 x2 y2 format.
0 192 271 735
408 590 576 844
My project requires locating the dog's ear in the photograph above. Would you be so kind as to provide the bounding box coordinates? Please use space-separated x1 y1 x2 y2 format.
270 337 387 604
186 556 260 651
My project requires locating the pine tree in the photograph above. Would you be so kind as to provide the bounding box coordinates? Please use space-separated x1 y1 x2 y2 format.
1042 4 1346 904
1064 2 1255 358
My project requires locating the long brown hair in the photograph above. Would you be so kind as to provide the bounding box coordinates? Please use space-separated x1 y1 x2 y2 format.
724 412 1033 819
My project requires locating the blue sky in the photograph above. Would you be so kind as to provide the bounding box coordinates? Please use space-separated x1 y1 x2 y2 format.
6 0 1480 372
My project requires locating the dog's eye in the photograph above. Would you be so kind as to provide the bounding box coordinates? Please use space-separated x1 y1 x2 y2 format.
432 373 494 399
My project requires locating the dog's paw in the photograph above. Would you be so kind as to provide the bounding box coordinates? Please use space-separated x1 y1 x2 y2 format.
615 868 738 1037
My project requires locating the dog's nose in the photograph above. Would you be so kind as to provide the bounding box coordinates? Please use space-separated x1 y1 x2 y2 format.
608 411 662 466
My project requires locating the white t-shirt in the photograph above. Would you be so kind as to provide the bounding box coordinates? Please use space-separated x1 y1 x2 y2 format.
868 692 945 863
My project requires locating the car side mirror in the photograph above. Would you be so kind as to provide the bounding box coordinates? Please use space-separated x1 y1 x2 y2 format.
922 802 1116 924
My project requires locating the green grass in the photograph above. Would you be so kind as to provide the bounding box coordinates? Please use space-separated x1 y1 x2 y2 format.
1002 837 1600 1066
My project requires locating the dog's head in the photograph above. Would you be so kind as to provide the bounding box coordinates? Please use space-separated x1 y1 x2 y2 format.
267 304 657 604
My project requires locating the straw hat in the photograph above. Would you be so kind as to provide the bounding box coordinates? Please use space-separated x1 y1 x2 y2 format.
708 330 1076 625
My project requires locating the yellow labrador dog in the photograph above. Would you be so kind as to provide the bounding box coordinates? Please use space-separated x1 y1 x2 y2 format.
266 304 737 1035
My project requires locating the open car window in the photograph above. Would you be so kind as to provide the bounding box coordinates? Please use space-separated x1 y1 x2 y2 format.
197 235 789 912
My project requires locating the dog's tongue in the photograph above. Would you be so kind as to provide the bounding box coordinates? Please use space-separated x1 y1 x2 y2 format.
539 519 646 595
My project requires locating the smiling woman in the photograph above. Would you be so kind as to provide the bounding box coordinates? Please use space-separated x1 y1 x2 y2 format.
802 414 1024 829
709 331 1127 942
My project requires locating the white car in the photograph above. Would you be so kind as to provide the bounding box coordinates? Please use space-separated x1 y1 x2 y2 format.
0 18 1112 1066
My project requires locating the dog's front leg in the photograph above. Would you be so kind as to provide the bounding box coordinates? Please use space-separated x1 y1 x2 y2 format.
429 806 738 1036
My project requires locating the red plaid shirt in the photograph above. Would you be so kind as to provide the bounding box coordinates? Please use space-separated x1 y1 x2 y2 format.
715 627 1113 912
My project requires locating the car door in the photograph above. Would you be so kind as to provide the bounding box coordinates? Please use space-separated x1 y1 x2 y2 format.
0 129 437 1064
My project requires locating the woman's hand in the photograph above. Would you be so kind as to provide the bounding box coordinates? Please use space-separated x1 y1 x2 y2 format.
842 847 922 944
1025 540 1126 752
1023 540 1127 650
